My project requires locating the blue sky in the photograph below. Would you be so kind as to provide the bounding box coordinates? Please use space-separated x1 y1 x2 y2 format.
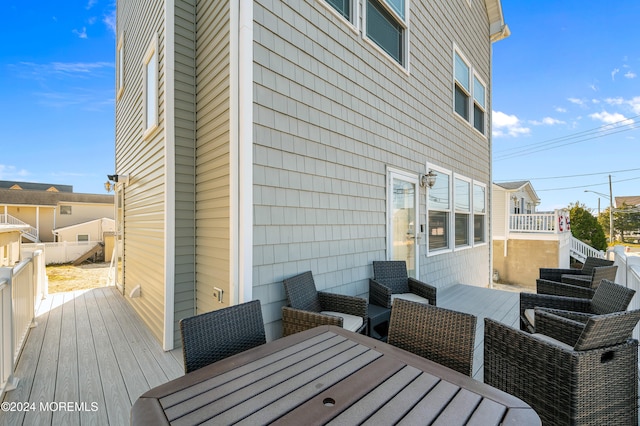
0 1 638 212
493 0 640 212
0 1 116 194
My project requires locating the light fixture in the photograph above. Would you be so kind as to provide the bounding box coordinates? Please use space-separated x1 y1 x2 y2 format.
105 174 129 193
420 170 437 188
104 181 113 192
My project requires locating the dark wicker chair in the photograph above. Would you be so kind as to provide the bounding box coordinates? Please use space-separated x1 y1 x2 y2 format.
485 309 640 426
369 260 437 309
281 271 367 336
520 279 635 333
388 298 477 376
179 299 266 373
536 265 618 299
539 256 614 282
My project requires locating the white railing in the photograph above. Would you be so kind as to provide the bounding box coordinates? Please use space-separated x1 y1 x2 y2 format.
0 214 39 242
570 237 605 263
0 249 46 398
608 246 640 341
508 209 571 234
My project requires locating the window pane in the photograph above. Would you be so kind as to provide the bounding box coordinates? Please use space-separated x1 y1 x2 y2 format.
145 51 157 129
454 84 469 120
473 185 485 213
455 178 470 211
326 0 350 20
367 0 403 64
429 211 449 250
387 0 405 19
428 173 449 210
473 103 484 133
474 214 485 243
455 53 469 90
455 213 469 246
117 45 124 90
473 76 485 108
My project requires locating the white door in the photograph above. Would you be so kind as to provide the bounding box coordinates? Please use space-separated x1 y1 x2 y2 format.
388 171 419 278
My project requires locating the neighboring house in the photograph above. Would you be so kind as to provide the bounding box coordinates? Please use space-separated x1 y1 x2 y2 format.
0 181 114 243
492 181 572 288
115 0 509 348
53 217 115 243
0 223 28 266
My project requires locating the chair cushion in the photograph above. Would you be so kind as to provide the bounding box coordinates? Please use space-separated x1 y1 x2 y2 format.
321 311 364 332
524 309 535 327
391 293 429 305
530 333 573 351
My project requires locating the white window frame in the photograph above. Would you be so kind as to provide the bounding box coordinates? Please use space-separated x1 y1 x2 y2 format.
363 0 410 72
77 234 90 243
426 163 452 256
473 182 487 246
454 174 472 250
453 46 488 137
142 34 159 140
116 33 124 100
319 0 359 31
60 205 72 215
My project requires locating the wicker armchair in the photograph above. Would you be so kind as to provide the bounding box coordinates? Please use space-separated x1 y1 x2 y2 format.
388 299 476 376
536 265 618 299
179 300 266 373
281 271 367 336
539 256 614 282
369 260 437 309
485 309 640 425
520 279 635 332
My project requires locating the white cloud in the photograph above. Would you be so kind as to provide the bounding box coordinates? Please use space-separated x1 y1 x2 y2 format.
604 97 625 105
103 10 116 35
555 107 567 113
629 97 640 115
625 71 637 79
568 97 586 106
530 117 566 126
492 111 531 138
611 68 620 80
73 27 88 39
86 0 98 10
589 84 598 92
12 61 113 80
589 111 634 126
0 165 29 180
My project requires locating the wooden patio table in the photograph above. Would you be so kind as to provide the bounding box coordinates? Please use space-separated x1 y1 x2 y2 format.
131 325 540 425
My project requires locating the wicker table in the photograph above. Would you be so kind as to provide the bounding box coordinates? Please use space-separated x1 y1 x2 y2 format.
367 303 390 341
131 325 540 425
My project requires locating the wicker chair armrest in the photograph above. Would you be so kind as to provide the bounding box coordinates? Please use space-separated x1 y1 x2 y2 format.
536 279 596 299
560 274 592 287
281 306 343 337
408 278 437 306
539 267 581 281
538 308 593 323
520 292 591 330
369 278 392 308
317 291 367 318
534 308 585 347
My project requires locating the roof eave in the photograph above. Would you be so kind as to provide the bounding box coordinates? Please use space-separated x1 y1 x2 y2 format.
485 0 510 43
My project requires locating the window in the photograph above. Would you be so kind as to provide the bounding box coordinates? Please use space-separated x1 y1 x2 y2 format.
77 234 89 243
365 0 407 67
454 177 471 248
60 206 72 215
454 49 487 136
427 167 450 252
325 0 351 21
473 183 486 243
143 35 158 137
116 33 124 100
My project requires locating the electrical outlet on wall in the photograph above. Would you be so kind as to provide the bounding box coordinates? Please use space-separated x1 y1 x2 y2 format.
213 287 223 303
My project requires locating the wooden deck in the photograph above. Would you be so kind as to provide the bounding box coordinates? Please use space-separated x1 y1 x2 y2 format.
0 284 521 425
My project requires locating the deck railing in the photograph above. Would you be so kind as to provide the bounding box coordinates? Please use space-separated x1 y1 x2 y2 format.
570 237 605 263
0 249 46 398
608 246 640 340
0 214 39 242
508 209 570 234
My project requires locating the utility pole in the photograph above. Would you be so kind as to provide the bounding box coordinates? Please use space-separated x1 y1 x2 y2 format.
608 174 614 243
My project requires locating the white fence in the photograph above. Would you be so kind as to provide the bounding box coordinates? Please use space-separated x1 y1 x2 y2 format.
608 246 640 341
570 237 606 263
0 249 47 398
22 241 100 265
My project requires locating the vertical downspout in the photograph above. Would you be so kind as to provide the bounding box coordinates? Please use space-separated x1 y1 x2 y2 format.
230 0 253 304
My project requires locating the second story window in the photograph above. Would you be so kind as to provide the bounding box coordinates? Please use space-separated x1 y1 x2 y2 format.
143 35 159 138
325 0 351 20
365 0 407 67
116 33 124 100
454 49 487 136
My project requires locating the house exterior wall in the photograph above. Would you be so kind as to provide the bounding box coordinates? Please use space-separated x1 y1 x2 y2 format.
55 202 114 228
252 0 494 338
194 0 232 316
492 187 507 239
4 206 55 242
493 238 560 289
54 218 115 243
115 0 168 344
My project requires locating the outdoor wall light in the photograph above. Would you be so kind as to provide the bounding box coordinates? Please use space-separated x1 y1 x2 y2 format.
104 174 129 192
420 170 437 188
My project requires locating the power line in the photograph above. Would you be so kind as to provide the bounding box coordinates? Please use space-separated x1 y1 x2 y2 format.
494 167 640 182
493 115 640 161
535 176 640 192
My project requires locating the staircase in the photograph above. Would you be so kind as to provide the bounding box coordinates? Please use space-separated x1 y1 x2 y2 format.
0 214 39 242
570 236 605 263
